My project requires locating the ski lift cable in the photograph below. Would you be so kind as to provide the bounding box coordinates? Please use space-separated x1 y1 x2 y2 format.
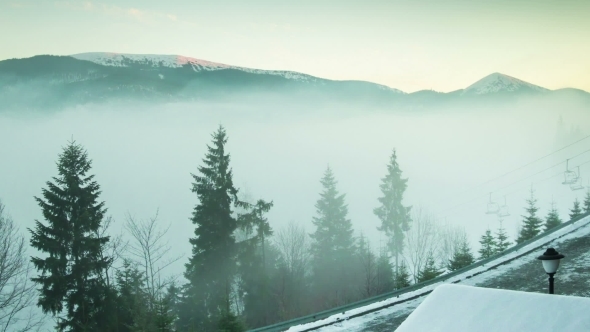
500 158 590 200
433 158 590 219
447 135 590 198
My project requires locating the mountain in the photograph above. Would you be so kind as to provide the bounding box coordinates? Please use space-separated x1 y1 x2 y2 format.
462 72 548 96
0 52 588 111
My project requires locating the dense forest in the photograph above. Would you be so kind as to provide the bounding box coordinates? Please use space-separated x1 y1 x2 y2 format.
1 125 589 332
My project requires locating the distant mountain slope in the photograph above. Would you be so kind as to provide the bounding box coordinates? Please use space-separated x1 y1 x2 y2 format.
0 53 588 111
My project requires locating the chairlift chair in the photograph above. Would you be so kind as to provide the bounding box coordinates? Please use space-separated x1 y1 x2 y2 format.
562 159 579 185
486 193 500 215
570 167 584 191
497 196 510 217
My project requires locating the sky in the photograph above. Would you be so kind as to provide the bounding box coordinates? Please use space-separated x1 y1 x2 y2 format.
1 0 590 92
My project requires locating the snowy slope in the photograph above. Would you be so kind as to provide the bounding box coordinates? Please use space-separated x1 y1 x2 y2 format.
462 72 548 95
284 215 590 332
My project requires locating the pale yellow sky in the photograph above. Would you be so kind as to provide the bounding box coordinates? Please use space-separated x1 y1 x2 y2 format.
1 0 589 92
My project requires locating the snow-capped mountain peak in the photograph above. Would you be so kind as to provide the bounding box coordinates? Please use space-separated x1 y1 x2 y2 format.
71 52 324 83
463 72 548 95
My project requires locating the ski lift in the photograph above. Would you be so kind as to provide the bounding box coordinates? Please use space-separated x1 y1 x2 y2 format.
570 167 584 191
497 195 510 217
486 192 500 215
562 159 579 185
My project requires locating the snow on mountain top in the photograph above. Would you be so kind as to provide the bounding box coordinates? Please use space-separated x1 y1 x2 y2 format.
72 52 232 70
463 72 548 95
71 52 324 83
70 52 405 92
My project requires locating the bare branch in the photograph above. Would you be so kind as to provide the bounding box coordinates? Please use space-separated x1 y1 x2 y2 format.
0 200 45 332
124 209 183 305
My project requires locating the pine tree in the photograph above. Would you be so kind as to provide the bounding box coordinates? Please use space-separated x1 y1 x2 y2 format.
516 189 543 244
237 200 280 328
310 166 356 307
417 254 442 283
478 229 496 260
114 260 151 332
218 309 245 332
494 220 511 254
374 250 395 294
584 189 590 214
544 202 562 231
569 198 582 220
447 238 474 271
29 141 111 332
180 126 242 331
374 150 411 275
393 261 411 289
355 234 377 298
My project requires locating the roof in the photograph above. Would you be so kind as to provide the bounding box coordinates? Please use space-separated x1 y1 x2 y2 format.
396 284 590 332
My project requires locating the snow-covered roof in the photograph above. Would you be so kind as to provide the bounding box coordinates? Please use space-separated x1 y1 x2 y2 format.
396 284 590 332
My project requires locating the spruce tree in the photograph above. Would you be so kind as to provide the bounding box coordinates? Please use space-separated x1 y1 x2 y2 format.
374 250 395 294
393 261 411 289
237 199 280 328
516 189 543 244
29 141 111 332
478 229 496 260
114 260 151 332
494 220 511 254
374 150 411 275
544 202 562 231
417 254 442 283
180 126 242 331
584 189 590 214
569 198 582 220
447 238 474 271
310 166 356 307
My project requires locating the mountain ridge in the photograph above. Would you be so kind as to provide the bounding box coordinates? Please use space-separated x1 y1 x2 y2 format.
1 53 589 111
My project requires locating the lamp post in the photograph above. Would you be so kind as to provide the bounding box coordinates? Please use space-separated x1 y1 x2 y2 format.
537 248 565 294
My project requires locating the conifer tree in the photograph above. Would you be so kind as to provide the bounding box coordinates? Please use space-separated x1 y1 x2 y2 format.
494 220 511 254
29 141 111 332
584 189 590 214
516 189 543 244
179 126 242 331
478 229 496 260
393 261 411 289
374 150 411 275
447 238 474 271
544 202 562 231
355 234 377 298
374 250 395 294
114 260 151 332
417 254 442 283
310 166 356 307
569 198 582 220
237 199 280 328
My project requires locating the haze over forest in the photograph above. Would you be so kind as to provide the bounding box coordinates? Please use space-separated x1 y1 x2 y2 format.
1 52 589 274
0 52 589 331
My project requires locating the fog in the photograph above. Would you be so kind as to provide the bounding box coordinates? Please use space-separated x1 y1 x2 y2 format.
1 98 589 281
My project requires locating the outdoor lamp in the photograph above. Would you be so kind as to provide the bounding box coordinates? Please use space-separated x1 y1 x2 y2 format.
537 248 565 294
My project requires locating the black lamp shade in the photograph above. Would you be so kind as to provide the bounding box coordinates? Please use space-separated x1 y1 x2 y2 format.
537 248 565 274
